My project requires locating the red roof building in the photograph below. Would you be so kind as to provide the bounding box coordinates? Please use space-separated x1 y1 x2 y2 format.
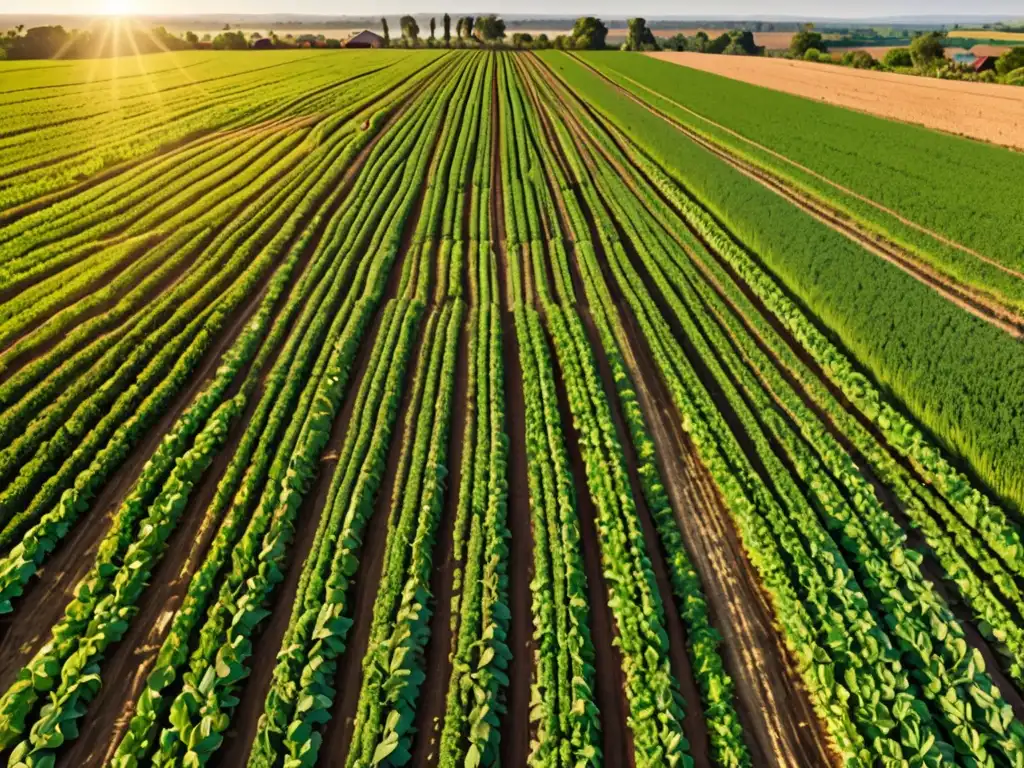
344 30 385 48
973 56 998 72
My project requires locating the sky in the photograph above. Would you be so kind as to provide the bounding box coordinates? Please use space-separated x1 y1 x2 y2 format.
4 0 1023 19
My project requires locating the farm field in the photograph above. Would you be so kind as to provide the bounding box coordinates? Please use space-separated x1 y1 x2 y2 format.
0 46 1023 768
645 51 1024 151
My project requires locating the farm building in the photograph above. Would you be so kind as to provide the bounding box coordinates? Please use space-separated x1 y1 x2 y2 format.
972 55 998 72
344 30 385 48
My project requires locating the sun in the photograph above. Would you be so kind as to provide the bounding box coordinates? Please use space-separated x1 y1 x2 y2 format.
98 0 136 16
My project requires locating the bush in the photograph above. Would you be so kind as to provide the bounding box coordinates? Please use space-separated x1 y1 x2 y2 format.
570 17 608 49
882 47 913 68
996 46 1024 75
1006 66 1024 85
790 28 825 57
804 47 822 61
842 50 876 69
910 32 945 68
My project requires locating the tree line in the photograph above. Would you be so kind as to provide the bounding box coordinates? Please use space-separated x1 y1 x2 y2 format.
0 21 358 59
375 15 613 50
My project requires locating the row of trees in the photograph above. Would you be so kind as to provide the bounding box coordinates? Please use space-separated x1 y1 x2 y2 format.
661 28 762 55
790 30 1024 86
375 15 611 50
378 14 506 47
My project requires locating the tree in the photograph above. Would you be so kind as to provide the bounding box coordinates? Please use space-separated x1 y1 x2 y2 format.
463 16 474 39
536 33 550 49
706 32 731 54
512 32 533 48
841 49 876 68
429 17 435 40
400 15 419 44
722 29 760 55
910 31 945 68
790 27 825 57
184 30 199 46
212 30 248 49
882 47 913 67
381 18 389 47
475 15 505 41
996 46 1024 75
443 13 450 45
625 18 655 50
692 31 709 52
662 33 688 51
571 17 608 50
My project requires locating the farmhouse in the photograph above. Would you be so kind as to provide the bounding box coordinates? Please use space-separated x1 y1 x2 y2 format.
344 30 385 48
972 55 998 72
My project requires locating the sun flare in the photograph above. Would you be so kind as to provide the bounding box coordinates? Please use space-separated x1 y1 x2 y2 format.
98 0 136 16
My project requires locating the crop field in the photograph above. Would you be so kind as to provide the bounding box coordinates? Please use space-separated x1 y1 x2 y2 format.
0 47 1023 768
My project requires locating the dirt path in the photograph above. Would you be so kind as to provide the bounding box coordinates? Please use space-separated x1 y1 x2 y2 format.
618 305 835 768
562 54 1024 338
645 52 1024 151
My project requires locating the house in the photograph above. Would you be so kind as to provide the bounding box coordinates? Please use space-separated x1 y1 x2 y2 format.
344 30 385 49
973 55 998 72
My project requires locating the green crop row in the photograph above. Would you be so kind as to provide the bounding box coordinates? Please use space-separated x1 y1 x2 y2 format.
495 53 602 768
0 50 464 766
515 53 751 767
503 52 694 767
533 50 1024 766
540 50 1024 530
576 52 1024 275
147 56 469 766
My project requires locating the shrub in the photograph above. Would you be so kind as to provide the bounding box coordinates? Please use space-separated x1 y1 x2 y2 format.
996 46 1024 75
841 50 876 69
882 47 913 68
790 28 825 57
910 31 945 68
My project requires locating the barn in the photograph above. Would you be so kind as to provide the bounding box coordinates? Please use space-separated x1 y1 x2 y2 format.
344 30 385 49
972 56 998 73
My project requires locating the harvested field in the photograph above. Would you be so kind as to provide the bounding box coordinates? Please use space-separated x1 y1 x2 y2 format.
646 51 1024 149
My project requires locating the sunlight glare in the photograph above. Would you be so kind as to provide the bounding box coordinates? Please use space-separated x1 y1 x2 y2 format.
99 0 136 16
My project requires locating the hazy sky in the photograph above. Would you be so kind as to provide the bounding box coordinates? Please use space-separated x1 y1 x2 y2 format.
6 0 1024 17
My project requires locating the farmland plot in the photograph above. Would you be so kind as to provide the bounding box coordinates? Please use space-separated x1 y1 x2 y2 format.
0 47 1022 768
